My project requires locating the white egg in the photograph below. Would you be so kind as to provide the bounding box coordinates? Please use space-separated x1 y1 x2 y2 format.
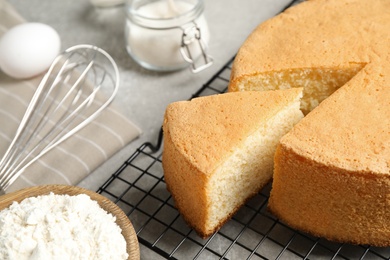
0 22 61 79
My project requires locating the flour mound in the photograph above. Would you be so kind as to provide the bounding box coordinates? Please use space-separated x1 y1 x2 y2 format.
0 193 128 260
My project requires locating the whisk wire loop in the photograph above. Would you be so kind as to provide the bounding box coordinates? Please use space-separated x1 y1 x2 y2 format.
0 45 119 194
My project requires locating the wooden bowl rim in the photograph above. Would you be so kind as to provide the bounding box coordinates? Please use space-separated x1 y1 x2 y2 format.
0 184 140 260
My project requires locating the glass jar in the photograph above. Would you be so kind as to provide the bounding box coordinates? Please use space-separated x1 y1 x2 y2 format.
125 0 213 72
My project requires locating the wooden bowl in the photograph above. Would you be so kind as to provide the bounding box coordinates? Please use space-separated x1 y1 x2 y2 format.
0 184 140 260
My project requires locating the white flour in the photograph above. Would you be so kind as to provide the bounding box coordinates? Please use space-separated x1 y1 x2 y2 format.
0 193 128 260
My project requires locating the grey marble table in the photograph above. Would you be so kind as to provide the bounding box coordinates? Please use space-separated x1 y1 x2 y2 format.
7 0 294 258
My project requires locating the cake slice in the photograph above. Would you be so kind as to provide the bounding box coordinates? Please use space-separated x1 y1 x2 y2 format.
162 89 303 238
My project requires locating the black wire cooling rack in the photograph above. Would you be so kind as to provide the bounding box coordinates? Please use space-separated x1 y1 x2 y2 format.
97 1 390 259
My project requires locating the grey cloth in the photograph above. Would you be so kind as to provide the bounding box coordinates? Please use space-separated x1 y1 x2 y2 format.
0 0 141 193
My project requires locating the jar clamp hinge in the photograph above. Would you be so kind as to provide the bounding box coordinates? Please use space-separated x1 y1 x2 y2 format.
180 22 213 73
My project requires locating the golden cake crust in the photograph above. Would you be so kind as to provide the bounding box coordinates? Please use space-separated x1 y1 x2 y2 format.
163 90 302 176
282 62 390 174
229 0 390 92
270 144 390 247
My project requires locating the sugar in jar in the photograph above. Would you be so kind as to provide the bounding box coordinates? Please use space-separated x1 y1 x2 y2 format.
125 0 212 72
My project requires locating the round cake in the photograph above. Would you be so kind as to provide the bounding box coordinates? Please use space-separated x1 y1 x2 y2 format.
228 0 390 246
